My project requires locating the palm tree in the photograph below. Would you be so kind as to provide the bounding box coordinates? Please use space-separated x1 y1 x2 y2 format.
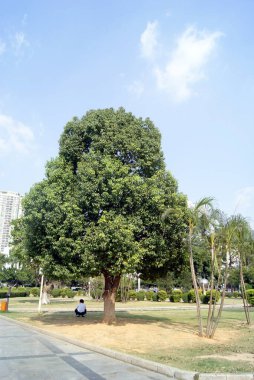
233 215 253 325
186 197 214 337
208 215 237 338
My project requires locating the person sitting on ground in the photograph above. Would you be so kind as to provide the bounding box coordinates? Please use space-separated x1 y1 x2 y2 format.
75 299 87 317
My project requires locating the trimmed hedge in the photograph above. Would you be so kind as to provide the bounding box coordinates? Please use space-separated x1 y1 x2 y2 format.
0 288 30 299
246 289 254 306
30 287 40 297
145 291 154 301
188 289 202 303
182 292 189 303
202 290 220 304
136 290 146 301
127 290 137 301
49 288 76 298
169 289 182 302
157 290 168 302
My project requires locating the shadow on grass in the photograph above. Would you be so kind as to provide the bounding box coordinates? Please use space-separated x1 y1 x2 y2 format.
18 309 199 336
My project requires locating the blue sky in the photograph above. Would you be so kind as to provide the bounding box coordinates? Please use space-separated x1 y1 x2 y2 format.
0 1 253 226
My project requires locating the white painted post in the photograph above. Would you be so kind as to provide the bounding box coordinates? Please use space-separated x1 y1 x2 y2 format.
137 277 141 291
38 274 44 313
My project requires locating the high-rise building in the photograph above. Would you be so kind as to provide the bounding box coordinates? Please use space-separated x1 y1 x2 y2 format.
0 191 23 255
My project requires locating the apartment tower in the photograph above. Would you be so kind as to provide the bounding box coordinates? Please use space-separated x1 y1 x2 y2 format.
0 191 22 255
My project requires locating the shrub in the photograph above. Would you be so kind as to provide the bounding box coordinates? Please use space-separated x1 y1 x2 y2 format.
202 290 220 304
30 287 40 297
145 291 154 301
152 292 158 301
233 291 240 298
127 290 137 301
157 290 168 302
0 288 29 298
188 289 202 303
246 289 254 306
65 289 75 298
169 289 182 302
51 289 61 298
181 292 189 303
136 290 146 301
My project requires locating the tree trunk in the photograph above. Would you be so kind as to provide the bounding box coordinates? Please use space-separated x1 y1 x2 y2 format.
240 260 251 325
102 272 121 324
209 250 229 339
206 243 215 338
188 232 203 337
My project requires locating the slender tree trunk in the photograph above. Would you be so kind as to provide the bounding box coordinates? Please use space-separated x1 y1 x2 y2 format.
102 271 121 324
209 250 229 338
206 242 215 337
239 260 251 325
188 232 203 337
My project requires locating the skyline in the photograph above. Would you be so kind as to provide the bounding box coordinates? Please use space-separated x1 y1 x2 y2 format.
0 1 253 227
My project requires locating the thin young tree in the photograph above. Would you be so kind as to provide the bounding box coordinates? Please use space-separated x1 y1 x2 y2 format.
233 215 253 325
187 197 214 337
208 215 237 338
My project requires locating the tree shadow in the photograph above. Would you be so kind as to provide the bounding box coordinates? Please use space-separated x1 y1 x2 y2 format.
27 310 198 335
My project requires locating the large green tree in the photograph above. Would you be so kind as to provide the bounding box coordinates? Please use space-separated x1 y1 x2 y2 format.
14 108 188 323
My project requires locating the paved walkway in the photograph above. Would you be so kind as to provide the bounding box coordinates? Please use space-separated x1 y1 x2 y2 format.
0 317 174 380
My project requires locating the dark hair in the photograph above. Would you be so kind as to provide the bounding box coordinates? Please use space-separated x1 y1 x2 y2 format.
80 299 84 303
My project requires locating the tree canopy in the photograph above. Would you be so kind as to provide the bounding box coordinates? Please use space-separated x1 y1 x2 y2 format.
13 108 188 322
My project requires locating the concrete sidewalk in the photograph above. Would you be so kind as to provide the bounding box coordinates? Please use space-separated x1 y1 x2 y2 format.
0 316 175 380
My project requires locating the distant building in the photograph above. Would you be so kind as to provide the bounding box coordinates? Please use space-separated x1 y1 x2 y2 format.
0 191 23 256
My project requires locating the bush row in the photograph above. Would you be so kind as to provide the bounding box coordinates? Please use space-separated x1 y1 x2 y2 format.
0 287 79 299
127 289 168 301
0 288 30 299
1 287 253 304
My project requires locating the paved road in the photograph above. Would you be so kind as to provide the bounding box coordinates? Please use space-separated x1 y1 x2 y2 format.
0 317 173 380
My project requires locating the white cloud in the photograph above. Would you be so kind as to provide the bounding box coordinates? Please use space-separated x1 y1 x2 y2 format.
0 114 34 155
127 80 144 98
140 21 159 60
22 14 28 27
154 26 222 102
12 32 30 54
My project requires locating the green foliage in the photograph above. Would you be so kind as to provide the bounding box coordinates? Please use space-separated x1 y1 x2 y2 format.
169 289 182 302
152 292 158 301
0 288 29 298
90 276 104 300
136 290 146 301
49 287 75 298
59 288 75 298
65 289 75 298
157 290 168 301
0 260 38 287
11 107 188 323
145 290 154 301
181 292 189 303
246 289 254 306
127 290 137 301
30 287 40 297
187 289 202 303
50 288 61 298
202 290 220 304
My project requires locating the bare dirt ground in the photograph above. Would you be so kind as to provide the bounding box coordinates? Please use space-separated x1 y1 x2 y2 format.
19 315 244 360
